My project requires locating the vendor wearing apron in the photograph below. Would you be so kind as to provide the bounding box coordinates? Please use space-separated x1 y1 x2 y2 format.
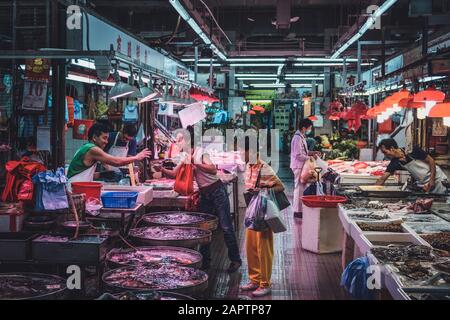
376 138 448 194
158 126 242 273
67 122 151 185
104 124 138 173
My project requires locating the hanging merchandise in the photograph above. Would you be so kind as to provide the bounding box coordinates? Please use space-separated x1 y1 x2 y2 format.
2 157 47 203
66 96 75 126
123 102 139 123
96 100 109 118
32 168 69 211
73 99 84 120
73 119 94 140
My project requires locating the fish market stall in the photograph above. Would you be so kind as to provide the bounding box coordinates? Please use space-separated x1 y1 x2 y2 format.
328 160 401 184
338 196 450 300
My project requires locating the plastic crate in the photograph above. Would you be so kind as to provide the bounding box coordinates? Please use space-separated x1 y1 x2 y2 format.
101 192 138 209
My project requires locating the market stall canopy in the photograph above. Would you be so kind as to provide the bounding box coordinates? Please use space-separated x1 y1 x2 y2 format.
139 91 162 104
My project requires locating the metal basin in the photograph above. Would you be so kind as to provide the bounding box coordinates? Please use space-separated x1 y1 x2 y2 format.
129 226 212 249
102 265 208 296
0 273 67 300
140 211 219 231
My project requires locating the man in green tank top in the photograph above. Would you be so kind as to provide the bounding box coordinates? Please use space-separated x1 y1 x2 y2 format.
67 122 151 183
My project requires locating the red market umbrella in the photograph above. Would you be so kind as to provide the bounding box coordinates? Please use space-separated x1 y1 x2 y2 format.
308 115 318 121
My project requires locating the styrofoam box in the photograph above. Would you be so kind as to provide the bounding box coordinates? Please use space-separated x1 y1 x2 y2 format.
356 232 431 255
302 206 343 254
339 173 398 185
101 185 153 206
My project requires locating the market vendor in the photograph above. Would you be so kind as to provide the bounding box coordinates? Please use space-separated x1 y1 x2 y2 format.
67 122 151 184
103 124 138 172
376 138 448 194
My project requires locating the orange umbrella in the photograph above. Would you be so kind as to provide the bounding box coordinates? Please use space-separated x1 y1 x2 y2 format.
391 89 413 102
252 105 265 112
308 115 318 121
248 110 256 115
428 102 450 126
413 86 445 103
414 86 445 118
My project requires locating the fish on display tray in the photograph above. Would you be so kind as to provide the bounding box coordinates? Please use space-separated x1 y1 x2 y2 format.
407 223 450 235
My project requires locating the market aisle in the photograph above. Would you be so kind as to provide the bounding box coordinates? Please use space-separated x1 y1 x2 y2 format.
205 156 349 300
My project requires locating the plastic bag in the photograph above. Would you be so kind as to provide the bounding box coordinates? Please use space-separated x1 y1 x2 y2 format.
86 197 102 216
32 168 69 211
174 164 194 196
315 157 328 171
301 158 317 184
266 189 287 233
244 191 269 231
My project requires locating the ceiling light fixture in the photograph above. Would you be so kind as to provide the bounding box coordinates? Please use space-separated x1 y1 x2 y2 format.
169 0 227 60
331 0 399 58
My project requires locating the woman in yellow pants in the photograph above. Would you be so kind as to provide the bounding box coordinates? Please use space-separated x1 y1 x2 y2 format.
240 143 285 297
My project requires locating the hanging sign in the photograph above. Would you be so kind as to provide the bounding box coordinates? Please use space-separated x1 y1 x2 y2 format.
341 81 366 95
22 80 48 111
25 58 50 81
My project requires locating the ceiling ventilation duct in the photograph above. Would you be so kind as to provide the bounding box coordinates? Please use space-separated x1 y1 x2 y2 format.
276 0 292 30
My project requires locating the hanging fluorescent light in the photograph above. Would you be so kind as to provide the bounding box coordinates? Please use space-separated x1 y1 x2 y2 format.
169 0 227 60
238 78 278 81
230 63 284 67
236 74 279 77
285 77 324 81
331 0 399 58
66 73 115 87
293 63 347 67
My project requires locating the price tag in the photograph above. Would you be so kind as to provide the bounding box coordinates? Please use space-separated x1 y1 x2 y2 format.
46 284 61 290
22 80 48 111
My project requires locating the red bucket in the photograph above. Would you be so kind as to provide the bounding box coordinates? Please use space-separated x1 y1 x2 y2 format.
71 182 102 200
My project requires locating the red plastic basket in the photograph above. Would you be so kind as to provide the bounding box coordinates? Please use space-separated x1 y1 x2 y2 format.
301 195 347 208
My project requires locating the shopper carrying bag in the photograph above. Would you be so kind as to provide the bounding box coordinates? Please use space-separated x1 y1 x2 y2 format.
240 139 285 297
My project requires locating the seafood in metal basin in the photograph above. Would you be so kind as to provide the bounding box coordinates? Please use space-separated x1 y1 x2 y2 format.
107 246 202 268
103 265 208 292
0 273 66 300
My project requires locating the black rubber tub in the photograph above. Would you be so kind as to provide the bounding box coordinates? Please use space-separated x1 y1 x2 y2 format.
129 226 212 249
0 273 67 300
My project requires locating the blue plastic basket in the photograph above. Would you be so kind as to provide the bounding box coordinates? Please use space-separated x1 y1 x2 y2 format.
101 192 139 209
